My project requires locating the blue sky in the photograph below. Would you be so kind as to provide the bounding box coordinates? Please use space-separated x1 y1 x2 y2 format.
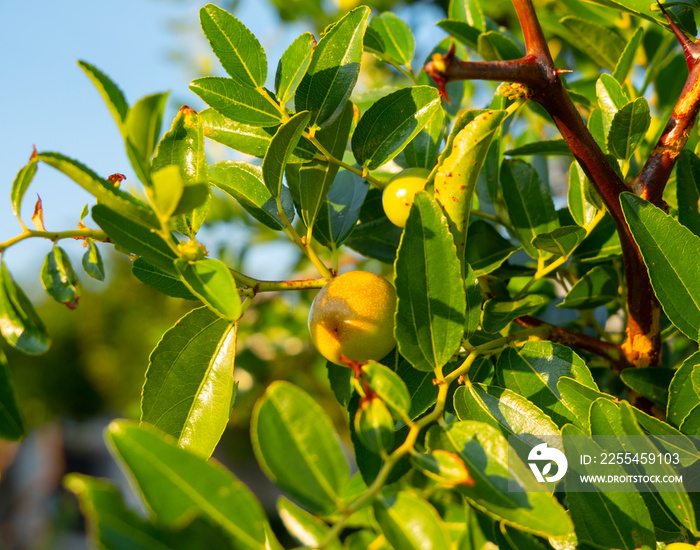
0 0 309 282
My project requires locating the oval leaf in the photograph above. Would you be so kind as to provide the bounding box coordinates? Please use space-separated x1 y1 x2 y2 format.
41 245 81 309
667 350 700 427
106 420 274 549
262 111 311 199
531 225 586 257
275 32 315 106
277 496 341 550
394 192 466 372
367 13 415 67
190 78 283 127
559 263 619 310
142 307 237 459
607 98 650 160
621 192 700 342
373 491 452 550
352 87 441 170
295 6 370 128
10 149 38 219
501 159 559 259
251 381 349 513
497 341 597 426
0 262 50 355
481 295 545 333
175 259 241 321
200 4 267 88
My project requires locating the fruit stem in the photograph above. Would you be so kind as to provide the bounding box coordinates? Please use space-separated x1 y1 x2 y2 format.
0 228 108 253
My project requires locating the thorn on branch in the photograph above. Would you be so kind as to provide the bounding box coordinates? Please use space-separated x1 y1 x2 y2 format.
657 1 700 69
424 43 456 104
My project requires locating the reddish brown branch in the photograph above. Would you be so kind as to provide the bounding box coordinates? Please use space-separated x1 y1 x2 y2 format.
631 4 700 206
516 316 631 372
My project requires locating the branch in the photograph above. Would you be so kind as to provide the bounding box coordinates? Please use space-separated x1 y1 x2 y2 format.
630 2 700 205
516 316 631 372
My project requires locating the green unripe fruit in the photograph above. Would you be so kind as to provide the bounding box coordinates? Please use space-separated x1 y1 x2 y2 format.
382 168 431 228
308 271 396 366
354 395 395 454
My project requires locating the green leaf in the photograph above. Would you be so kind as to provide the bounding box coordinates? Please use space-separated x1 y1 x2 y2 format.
501 159 559 259
82 238 105 282
367 12 415 67
91 204 177 273
78 60 129 130
613 26 644 83
394 192 466 372
620 367 673 408
607 98 650 159
531 225 586 257
152 106 210 235
426 421 573 537
453 384 560 443
576 0 671 29
277 496 341 550
174 259 241 321
596 73 629 134
361 361 411 421
559 17 625 70
465 264 481 339
290 102 354 229
561 422 656 550
449 0 484 28
396 359 440 419
132 259 196 300
435 109 508 266
38 153 158 228
106 421 274 549
66 474 238 550
142 307 236 459
41 245 81 309
0 262 50 355
404 106 444 170
10 150 38 219
436 19 481 49
313 171 368 247
209 161 293 230
352 87 441 171
200 109 311 161
0 349 24 441
588 107 607 150
621 193 700 342
275 32 315 106
125 92 169 184
497 341 596 426
573 213 622 262
559 263 619 309
675 150 700 238
465 220 519 276
151 165 185 219
481 295 545 333
190 78 283 127
200 4 267 88
557 377 614 431
344 189 403 263
295 6 370 128
505 139 572 157
568 161 599 227
680 406 700 435
667 350 700 427
251 381 349 513
478 31 523 61
262 111 311 199
618 402 698 535
373 491 452 549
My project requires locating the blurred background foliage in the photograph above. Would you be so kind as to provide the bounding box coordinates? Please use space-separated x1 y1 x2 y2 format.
1 0 697 548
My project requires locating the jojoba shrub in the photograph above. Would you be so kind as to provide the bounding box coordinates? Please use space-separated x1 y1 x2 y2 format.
2 1 700 548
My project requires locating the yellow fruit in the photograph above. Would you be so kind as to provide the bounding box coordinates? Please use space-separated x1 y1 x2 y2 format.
308 271 396 366
382 168 431 228
665 544 698 549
